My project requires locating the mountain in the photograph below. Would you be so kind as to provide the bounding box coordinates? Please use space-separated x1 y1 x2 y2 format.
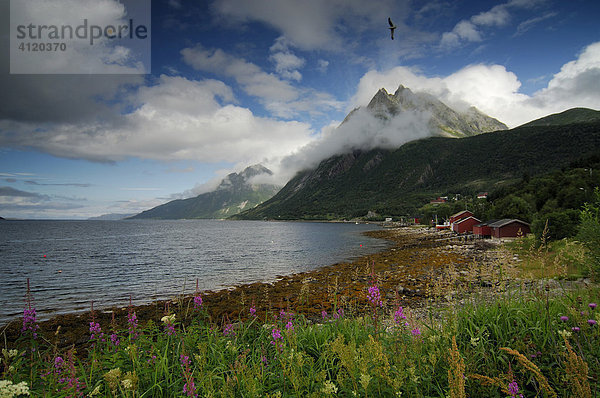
235 116 600 220
129 165 280 219
88 213 136 220
519 107 600 128
359 85 507 137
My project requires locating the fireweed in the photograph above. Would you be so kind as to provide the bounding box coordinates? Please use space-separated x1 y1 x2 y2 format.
6 271 600 397
367 285 383 307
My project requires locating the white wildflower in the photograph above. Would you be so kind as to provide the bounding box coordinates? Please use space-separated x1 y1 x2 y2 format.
558 329 572 338
121 378 133 389
161 314 176 324
322 380 338 395
0 380 30 397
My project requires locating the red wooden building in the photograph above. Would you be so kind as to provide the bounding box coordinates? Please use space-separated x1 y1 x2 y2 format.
488 219 531 238
452 216 481 234
449 210 474 224
473 220 495 238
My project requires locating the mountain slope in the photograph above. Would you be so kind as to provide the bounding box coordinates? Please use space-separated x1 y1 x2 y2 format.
361 85 507 137
130 165 280 219
235 119 600 220
519 107 600 128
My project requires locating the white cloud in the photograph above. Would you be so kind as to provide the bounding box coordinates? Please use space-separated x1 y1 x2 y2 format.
350 41 600 127
269 37 306 81
212 0 397 51
0 75 315 165
317 59 330 73
10 0 149 74
514 12 557 36
181 44 342 118
439 0 544 49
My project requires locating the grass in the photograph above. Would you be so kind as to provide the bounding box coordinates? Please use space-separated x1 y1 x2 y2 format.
505 235 588 280
2 239 600 397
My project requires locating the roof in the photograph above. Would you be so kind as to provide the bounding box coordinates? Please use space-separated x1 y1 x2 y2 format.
454 216 481 224
474 219 500 227
450 210 473 218
487 219 530 228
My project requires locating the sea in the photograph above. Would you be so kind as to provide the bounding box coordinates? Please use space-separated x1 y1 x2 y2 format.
0 219 389 325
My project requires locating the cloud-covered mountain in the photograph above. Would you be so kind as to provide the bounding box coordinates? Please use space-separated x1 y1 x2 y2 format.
237 111 600 220
129 165 280 219
266 84 507 184
361 84 507 137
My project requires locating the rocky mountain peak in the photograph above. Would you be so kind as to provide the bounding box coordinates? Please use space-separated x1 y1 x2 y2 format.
217 164 274 192
362 83 507 137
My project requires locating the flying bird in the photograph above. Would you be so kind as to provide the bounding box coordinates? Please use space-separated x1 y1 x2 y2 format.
388 17 396 40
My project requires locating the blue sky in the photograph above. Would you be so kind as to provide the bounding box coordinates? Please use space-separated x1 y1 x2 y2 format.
1 0 599 219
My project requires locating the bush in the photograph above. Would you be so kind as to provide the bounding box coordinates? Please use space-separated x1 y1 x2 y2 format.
577 187 600 280
532 209 580 241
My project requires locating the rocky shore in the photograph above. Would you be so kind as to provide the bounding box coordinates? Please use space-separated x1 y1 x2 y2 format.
2 227 520 349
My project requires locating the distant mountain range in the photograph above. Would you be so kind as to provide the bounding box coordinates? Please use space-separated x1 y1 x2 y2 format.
129 165 280 219
129 83 600 222
88 213 136 221
235 107 600 220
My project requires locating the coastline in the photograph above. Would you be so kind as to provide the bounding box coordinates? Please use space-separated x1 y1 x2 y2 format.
2 226 515 348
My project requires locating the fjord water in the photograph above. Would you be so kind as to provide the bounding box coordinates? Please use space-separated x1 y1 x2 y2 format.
0 220 388 325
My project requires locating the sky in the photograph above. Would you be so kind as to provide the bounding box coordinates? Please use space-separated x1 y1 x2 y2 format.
0 0 599 219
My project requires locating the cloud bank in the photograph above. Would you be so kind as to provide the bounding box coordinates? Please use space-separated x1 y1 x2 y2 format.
351 41 600 127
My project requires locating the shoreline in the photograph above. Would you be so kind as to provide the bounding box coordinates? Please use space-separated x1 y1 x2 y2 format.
2 226 514 348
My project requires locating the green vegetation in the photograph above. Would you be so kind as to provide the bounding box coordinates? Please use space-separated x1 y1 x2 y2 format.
3 275 599 397
519 108 600 128
236 119 600 221
577 187 600 280
130 165 280 220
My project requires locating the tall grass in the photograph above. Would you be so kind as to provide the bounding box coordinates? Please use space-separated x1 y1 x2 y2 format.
2 281 598 397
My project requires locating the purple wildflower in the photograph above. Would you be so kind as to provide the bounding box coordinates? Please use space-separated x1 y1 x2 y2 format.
249 305 256 317
559 316 569 322
321 310 328 320
333 308 345 319
22 307 39 339
367 285 383 307
394 306 407 324
180 354 198 398
193 294 203 310
53 351 85 396
165 323 176 336
271 328 282 341
411 328 421 336
572 326 581 332
110 333 120 347
127 311 139 339
588 319 597 326
54 356 64 370
589 303 597 310
271 327 284 351
223 323 235 336
89 322 104 342
508 380 524 398
285 320 294 331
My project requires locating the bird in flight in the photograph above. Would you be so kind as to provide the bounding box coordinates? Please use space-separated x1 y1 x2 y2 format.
388 17 396 40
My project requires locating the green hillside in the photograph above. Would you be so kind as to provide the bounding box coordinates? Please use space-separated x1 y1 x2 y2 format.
235 119 600 220
130 165 280 219
520 108 600 127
